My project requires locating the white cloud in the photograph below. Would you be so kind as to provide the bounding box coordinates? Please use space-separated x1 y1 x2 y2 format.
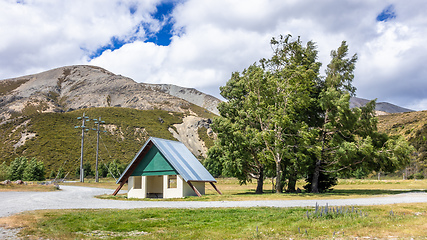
2 0 427 110
0 0 161 76
90 41 169 81
355 14 427 110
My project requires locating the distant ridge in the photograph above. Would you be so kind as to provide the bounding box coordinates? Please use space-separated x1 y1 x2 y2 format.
142 83 220 115
350 97 413 114
0 65 220 121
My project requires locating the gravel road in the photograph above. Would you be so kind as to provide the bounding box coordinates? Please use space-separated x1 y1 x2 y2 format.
1 185 427 218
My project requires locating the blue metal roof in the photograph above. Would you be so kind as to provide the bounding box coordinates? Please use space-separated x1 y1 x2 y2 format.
117 137 216 183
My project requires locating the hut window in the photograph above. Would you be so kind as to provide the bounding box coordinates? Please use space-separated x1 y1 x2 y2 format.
134 176 142 189
168 175 177 188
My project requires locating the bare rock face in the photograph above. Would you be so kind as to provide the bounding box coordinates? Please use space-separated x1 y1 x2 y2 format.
169 116 210 157
143 83 220 115
350 97 413 115
0 65 221 122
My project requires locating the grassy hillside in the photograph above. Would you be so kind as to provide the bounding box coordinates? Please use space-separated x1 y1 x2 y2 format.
377 110 427 138
0 107 184 176
378 110 427 177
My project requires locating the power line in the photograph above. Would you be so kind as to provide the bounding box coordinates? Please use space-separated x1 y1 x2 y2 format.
86 134 117 181
74 112 91 182
99 135 118 181
91 117 106 183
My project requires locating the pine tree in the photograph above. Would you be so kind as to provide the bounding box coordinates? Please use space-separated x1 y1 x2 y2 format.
208 35 321 193
8 157 28 180
209 36 414 194
0 161 9 181
309 42 414 193
23 157 45 181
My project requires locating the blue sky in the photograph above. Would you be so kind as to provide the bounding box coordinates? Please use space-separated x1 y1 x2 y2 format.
376 5 396 22
89 1 175 59
1 0 427 110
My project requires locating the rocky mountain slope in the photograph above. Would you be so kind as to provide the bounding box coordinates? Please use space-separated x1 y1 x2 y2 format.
0 66 219 170
0 65 220 120
350 96 413 115
143 84 220 115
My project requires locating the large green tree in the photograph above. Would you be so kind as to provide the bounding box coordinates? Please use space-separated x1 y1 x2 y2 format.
208 36 414 194
309 41 414 193
207 35 321 193
251 35 321 193
0 161 8 181
206 65 268 194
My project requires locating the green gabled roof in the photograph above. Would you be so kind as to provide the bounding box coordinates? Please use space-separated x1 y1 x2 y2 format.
131 146 178 176
117 137 216 184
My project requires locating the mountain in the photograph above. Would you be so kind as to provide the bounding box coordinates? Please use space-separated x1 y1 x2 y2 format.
350 97 413 115
0 66 219 175
0 65 220 119
143 84 220 115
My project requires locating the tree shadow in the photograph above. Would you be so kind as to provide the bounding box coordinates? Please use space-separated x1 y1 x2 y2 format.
323 189 424 196
235 189 425 196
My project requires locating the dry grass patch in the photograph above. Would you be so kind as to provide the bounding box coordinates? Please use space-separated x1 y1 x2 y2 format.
0 182 59 192
336 179 427 190
61 178 125 190
0 210 42 229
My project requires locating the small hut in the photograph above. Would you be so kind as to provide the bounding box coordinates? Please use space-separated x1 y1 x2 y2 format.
113 137 221 199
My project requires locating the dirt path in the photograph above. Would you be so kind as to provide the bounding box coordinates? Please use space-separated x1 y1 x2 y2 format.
1 185 427 219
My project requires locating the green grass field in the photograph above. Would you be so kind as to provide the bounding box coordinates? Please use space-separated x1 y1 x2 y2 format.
2 203 426 239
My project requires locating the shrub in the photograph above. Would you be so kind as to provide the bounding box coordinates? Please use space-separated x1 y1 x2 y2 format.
57 166 65 179
75 163 94 178
0 161 9 181
8 157 28 180
49 170 56 179
409 172 425 179
99 163 109 178
23 157 45 181
83 162 93 177
108 159 125 179
51 167 65 179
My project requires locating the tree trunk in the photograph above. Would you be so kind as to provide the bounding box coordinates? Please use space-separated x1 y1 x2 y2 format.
271 177 275 193
255 166 264 194
287 171 297 193
311 159 321 193
312 126 326 194
275 157 282 193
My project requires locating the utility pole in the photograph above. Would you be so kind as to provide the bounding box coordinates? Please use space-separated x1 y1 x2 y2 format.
93 117 105 183
75 113 90 183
